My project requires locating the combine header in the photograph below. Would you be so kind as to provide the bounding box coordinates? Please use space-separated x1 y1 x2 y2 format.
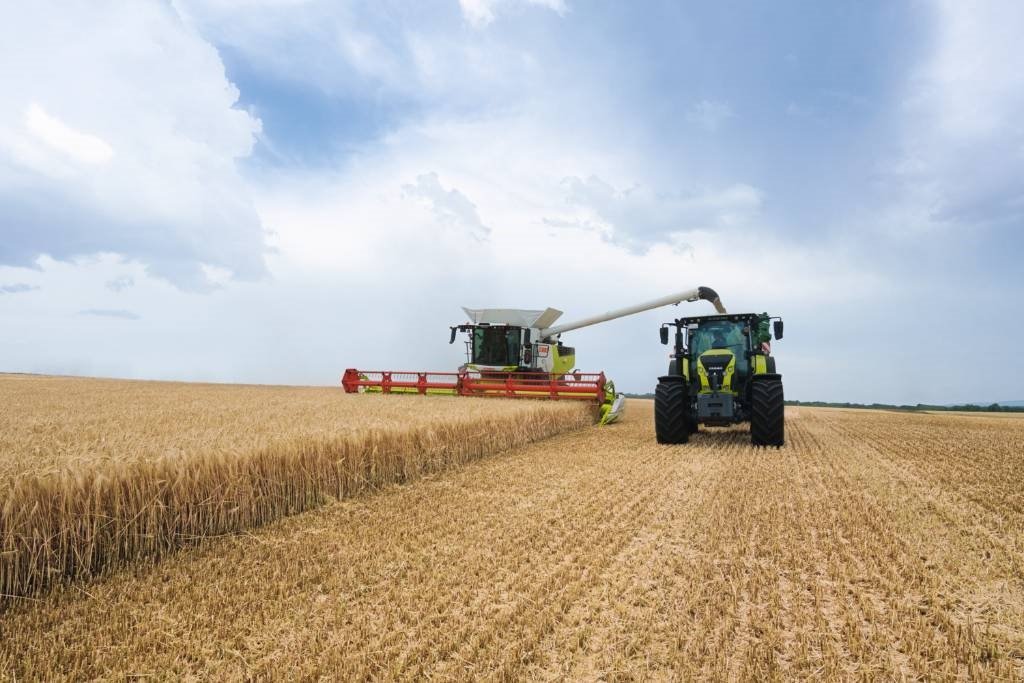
341 370 609 401
343 286 726 425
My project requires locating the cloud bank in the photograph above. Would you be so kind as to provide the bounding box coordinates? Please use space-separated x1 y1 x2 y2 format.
0 1 266 289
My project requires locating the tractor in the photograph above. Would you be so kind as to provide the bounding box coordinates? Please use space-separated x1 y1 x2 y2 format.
654 312 785 446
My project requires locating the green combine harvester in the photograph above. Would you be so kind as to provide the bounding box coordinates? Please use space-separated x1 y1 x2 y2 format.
654 311 785 446
344 286 728 426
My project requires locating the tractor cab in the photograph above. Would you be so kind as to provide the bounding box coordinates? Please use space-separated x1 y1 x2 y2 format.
661 312 782 401
688 318 752 388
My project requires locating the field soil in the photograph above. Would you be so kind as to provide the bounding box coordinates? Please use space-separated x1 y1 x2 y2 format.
3 401 1024 679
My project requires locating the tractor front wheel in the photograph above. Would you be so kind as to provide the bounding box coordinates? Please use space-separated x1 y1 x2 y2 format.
655 376 692 444
750 377 785 447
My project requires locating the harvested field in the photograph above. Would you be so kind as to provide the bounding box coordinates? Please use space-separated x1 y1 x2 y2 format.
0 375 594 602
3 399 1024 679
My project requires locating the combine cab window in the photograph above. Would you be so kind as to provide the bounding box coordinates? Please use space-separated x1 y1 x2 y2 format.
472 327 521 367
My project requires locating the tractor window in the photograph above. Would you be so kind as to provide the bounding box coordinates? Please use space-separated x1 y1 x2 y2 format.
472 327 520 367
690 322 749 374
690 322 743 355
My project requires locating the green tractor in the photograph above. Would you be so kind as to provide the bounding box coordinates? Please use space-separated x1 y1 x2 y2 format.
654 312 785 446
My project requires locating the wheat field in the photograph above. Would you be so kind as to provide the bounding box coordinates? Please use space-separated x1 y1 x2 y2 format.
0 375 594 604
2 394 1023 679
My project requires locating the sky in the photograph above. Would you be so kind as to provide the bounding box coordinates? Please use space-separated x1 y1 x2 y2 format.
1 0 1022 404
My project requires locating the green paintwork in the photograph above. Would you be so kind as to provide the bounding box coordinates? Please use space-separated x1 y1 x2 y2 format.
465 364 519 373
550 345 576 375
696 349 737 395
599 379 623 425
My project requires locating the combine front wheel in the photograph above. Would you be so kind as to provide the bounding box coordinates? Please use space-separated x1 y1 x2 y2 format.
751 376 785 447
655 376 692 444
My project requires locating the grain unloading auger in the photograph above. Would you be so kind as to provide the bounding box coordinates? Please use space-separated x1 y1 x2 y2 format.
343 286 726 425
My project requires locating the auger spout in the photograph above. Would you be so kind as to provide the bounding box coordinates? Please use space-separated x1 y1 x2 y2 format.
538 286 725 340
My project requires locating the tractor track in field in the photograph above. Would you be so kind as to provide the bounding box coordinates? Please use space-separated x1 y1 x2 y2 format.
3 402 1024 679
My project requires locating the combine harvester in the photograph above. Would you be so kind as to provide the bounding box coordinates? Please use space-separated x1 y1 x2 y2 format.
343 286 726 425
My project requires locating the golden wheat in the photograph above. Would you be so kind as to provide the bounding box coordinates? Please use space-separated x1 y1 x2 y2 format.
2 395 1024 679
0 375 594 604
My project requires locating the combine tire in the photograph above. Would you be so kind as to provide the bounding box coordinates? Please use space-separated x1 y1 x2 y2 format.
751 377 785 447
655 377 692 444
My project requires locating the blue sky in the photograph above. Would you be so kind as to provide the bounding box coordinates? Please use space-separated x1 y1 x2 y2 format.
1 0 1022 403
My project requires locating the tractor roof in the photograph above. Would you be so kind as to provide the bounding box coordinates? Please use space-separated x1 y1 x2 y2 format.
674 313 766 325
461 307 563 329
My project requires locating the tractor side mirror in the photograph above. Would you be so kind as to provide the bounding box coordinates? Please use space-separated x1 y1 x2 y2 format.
659 327 669 345
449 327 457 344
773 320 784 340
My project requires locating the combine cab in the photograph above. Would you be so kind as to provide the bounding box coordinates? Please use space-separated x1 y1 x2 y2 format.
344 286 727 426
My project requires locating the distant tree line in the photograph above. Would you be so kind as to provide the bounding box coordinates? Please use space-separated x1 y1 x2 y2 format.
621 394 1024 413
784 400 1024 413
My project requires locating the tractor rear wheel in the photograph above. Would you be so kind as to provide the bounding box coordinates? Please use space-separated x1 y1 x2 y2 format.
655 376 692 444
751 377 784 447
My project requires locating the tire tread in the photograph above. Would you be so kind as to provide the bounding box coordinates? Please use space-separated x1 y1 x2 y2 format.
750 379 785 447
655 378 690 444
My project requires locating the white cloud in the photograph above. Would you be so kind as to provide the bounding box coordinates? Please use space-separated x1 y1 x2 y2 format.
24 104 114 165
459 0 568 28
458 0 497 27
915 1 1024 140
884 0 1024 235
172 1 421 98
172 0 564 106
403 172 490 241
560 175 762 248
0 1 265 288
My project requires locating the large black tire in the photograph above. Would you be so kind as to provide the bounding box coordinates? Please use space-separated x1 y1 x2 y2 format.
750 377 785 447
666 360 699 433
655 377 691 444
